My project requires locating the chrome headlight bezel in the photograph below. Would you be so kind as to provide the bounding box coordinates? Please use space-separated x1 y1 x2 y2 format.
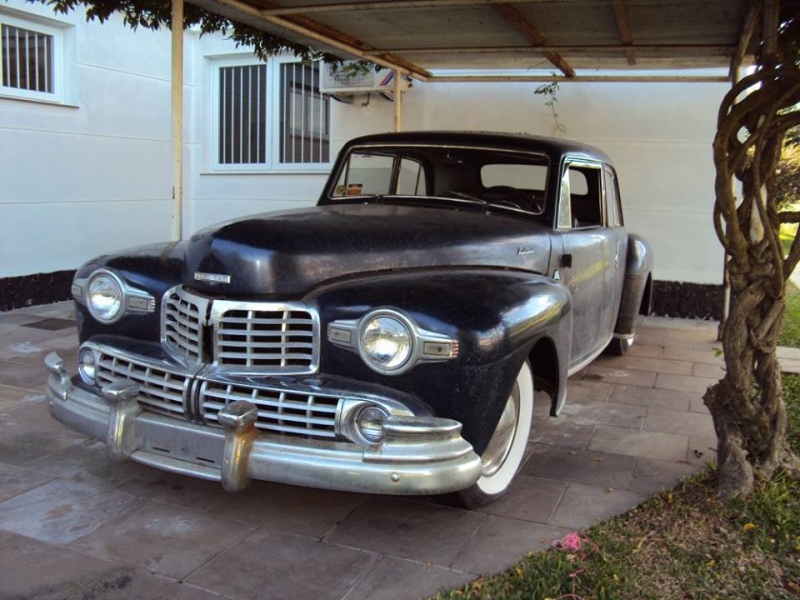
327 308 460 376
357 310 415 375
86 269 125 324
72 268 156 325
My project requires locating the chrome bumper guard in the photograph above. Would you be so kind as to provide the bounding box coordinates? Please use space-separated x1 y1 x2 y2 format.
44 353 482 495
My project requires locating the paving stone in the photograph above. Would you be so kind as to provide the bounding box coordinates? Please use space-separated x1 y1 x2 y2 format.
470 474 567 524
565 379 613 404
2 396 72 431
449 515 570 575
31 444 166 489
0 333 79 367
625 356 693 375
0 311 43 326
0 479 140 545
588 426 689 462
689 394 711 414
0 383 48 413
629 458 701 495
115 471 233 513
522 445 637 490
186 527 379 600
65 568 223 600
655 373 718 394
324 497 485 566
583 365 658 388
344 556 474 600
688 435 718 467
609 385 691 411
210 480 368 538
550 483 646 529
530 412 596 449
0 461 55 502
68 500 257 580
692 361 726 379
0 533 118 600
0 416 89 467
662 347 722 365
0 323 76 346
627 344 663 358
643 407 715 438
0 359 49 391
558 400 647 430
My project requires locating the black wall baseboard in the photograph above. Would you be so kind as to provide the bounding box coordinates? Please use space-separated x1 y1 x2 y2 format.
0 270 76 312
0 272 725 320
652 280 723 321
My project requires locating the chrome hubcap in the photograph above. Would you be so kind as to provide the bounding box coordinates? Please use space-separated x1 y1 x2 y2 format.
480 383 520 477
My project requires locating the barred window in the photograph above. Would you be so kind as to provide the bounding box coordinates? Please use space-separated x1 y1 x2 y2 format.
218 64 267 165
280 62 329 164
1 23 53 94
214 58 331 170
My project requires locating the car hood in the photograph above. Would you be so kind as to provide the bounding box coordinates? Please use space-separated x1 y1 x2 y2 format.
184 202 552 297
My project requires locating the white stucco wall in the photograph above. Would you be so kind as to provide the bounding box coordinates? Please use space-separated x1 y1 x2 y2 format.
1 5 728 286
0 1 173 278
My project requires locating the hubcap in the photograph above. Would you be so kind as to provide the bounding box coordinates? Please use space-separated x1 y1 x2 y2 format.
480 383 520 477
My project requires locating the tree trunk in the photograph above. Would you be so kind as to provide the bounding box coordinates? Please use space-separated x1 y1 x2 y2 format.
708 61 800 498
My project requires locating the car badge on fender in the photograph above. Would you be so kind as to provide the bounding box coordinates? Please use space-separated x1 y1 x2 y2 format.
194 271 231 284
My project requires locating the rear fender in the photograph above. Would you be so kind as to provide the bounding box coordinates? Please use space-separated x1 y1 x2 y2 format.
615 234 653 336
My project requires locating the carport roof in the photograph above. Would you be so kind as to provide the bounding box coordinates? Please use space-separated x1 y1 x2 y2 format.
187 0 760 82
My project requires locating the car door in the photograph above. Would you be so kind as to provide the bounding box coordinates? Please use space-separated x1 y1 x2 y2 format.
556 159 616 368
603 165 628 333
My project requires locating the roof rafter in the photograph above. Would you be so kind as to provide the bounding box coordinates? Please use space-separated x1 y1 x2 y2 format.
249 0 433 78
492 3 575 77
729 0 761 80
255 0 563 16
611 0 636 66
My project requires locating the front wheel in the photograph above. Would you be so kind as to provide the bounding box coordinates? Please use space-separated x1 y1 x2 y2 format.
455 360 534 508
605 335 633 356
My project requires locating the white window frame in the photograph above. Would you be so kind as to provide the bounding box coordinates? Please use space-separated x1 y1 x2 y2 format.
0 10 70 104
208 54 331 173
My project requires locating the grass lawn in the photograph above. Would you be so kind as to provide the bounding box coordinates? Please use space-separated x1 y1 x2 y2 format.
431 292 800 600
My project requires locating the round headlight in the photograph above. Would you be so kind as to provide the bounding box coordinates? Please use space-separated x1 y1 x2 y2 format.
87 271 123 323
359 313 413 373
356 405 389 443
78 348 96 384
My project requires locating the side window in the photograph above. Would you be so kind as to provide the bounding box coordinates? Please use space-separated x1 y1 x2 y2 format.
604 166 624 227
332 153 393 197
567 164 603 228
557 169 572 230
396 158 428 195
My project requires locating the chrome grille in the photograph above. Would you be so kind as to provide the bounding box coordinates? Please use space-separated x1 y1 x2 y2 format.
199 381 339 439
95 352 189 418
215 308 316 371
163 288 205 362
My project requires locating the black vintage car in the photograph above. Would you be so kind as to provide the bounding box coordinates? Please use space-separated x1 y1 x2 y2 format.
45 131 652 507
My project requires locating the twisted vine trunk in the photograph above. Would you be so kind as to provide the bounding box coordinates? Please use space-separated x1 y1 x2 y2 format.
705 65 800 498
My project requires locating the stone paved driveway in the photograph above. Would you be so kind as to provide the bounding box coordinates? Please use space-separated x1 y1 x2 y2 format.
0 303 721 600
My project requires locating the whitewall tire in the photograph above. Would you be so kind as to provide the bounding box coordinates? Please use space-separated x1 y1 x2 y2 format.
456 360 534 508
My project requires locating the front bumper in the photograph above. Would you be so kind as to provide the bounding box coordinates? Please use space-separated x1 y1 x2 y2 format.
44 353 482 495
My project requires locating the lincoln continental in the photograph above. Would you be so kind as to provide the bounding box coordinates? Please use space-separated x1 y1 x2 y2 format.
45 131 652 507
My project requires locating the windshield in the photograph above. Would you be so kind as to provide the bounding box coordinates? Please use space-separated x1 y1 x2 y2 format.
328 144 550 215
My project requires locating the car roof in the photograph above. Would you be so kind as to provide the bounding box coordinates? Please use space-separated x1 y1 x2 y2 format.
342 131 614 166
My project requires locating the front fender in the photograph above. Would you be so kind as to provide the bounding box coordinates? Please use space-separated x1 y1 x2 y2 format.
308 269 571 454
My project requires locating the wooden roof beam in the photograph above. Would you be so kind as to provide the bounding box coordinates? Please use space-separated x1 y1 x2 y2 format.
611 0 636 66
256 0 565 16
729 0 760 81
252 0 433 79
493 3 575 77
